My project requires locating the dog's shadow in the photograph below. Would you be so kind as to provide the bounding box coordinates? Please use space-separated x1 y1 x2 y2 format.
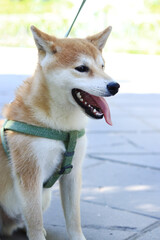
0 227 67 240
0 230 27 240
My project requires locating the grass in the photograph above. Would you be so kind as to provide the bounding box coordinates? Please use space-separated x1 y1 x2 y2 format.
0 0 160 55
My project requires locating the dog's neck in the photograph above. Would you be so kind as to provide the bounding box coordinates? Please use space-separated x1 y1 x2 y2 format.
3 65 88 131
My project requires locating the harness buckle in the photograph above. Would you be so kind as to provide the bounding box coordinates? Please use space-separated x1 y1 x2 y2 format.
59 164 73 175
64 151 74 157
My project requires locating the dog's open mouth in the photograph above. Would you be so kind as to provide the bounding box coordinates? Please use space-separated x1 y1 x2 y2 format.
72 89 112 125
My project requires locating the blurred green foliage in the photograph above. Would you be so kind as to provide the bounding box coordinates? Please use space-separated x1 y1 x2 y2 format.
0 0 159 54
145 0 160 13
0 0 73 14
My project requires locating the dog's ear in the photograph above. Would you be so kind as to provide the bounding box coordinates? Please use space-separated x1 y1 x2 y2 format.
31 26 57 53
87 26 112 51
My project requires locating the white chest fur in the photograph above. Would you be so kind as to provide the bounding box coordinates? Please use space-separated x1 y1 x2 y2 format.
31 138 66 183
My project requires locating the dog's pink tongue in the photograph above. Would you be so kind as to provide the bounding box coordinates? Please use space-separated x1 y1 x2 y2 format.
94 96 112 126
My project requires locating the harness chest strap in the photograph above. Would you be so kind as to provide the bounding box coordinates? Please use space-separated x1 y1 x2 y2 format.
1 120 85 188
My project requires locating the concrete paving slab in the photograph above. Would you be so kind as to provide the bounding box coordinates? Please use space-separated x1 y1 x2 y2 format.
82 160 160 219
86 132 150 154
126 133 160 153
6 195 155 240
1 196 159 240
43 195 160 240
86 131 160 154
80 201 156 240
43 195 136 240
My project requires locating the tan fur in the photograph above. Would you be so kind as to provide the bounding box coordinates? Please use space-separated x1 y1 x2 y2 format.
0 26 116 240
9 134 40 192
55 39 99 66
3 77 34 124
0 120 13 197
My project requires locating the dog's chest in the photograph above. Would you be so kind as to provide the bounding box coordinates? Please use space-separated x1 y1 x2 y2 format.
31 138 66 182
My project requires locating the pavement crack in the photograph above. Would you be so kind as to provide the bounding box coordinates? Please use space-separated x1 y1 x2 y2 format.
45 223 65 228
46 223 137 232
123 220 160 240
82 224 137 232
126 138 144 150
87 153 160 171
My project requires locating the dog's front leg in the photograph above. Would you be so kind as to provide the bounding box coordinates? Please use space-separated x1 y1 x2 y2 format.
60 170 86 240
13 159 46 240
59 138 86 240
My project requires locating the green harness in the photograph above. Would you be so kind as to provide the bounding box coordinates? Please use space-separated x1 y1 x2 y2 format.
1 120 85 188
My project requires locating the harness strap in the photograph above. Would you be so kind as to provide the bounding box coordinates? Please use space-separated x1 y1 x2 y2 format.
43 131 79 188
1 120 85 188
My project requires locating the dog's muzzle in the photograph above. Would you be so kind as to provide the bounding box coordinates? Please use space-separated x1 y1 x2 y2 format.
107 82 120 96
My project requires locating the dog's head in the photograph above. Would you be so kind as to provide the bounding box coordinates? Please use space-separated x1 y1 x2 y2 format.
31 26 120 125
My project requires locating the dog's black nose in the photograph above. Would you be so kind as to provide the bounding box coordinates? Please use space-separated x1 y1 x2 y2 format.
107 82 120 95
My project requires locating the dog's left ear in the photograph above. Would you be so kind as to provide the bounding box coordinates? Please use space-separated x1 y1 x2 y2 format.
87 26 112 51
31 25 57 53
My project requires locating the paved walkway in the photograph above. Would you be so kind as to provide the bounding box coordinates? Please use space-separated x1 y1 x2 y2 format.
0 48 160 240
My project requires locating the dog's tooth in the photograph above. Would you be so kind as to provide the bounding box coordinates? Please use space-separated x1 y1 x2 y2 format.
96 112 102 116
88 104 91 107
80 98 83 102
77 92 81 99
93 109 97 113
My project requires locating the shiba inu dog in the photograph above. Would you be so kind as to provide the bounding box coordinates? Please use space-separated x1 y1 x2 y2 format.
0 26 120 240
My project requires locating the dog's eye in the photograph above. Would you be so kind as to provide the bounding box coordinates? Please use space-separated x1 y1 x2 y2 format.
75 65 89 73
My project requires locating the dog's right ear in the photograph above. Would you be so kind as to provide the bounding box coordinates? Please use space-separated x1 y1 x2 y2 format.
31 26 57 53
